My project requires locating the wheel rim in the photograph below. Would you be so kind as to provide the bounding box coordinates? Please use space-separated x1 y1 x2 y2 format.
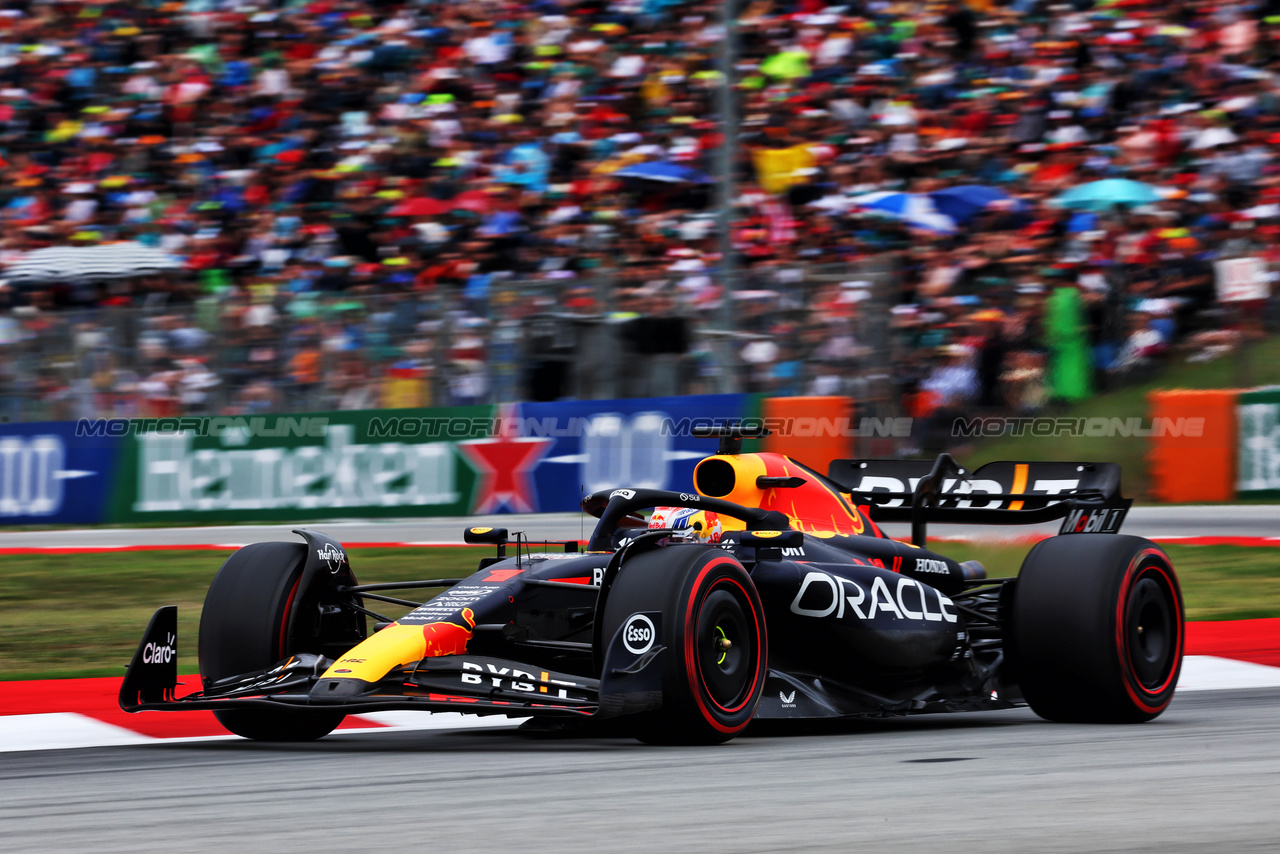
1126 570 1176 690
696 587 753 711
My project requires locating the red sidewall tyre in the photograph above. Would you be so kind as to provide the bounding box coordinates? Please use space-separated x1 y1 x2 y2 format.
199 542 348 741
1011 535 1184 723
681 559 768 734
1114 550 1184 715
602 545 768 744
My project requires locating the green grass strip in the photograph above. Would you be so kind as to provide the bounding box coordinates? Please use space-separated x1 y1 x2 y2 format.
0 543 1274 680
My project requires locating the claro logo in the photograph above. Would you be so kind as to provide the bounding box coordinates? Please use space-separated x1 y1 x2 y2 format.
142 633 176 664
790 571 957 623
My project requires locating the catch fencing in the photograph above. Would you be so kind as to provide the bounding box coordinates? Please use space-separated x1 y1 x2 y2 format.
0 261 895 425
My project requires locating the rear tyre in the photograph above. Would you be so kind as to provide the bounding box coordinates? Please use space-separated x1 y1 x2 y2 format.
1011 534 1184 723
198 542 347 741
601 544 767 745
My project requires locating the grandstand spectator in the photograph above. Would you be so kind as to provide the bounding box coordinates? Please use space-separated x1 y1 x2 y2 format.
0 0 1276 421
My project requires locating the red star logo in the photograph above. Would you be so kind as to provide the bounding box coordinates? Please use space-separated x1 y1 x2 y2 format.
457 418 553 513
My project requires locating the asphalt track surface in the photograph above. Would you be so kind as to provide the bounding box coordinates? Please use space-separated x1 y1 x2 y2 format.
3 504 1280 548
4 512 1278 852
1 688 1277 853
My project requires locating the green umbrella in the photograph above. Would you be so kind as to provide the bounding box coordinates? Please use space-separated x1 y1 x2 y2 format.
288 297 319 318
185 44 223 73
1053 179 1162 211
199 268 232 295
760 50 811 80
1044 286 1091 403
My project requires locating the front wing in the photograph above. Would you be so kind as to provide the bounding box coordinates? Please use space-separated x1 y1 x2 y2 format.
120 607 1015 726
119 607 661 721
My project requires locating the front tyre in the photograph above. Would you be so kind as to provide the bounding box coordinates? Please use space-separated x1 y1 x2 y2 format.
198 542 348 741
1011 534 1184 723
601 545 768 744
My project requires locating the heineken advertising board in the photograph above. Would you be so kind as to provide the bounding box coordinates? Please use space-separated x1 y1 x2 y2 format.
0 395 759 525
107 406 490 524
1238 387 1280 497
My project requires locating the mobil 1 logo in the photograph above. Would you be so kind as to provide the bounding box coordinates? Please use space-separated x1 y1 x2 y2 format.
1059 506 1127 535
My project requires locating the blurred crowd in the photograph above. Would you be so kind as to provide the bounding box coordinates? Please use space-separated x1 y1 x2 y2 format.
2 0 1280 423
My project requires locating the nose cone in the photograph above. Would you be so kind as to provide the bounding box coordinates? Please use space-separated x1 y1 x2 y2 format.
318 623 431 683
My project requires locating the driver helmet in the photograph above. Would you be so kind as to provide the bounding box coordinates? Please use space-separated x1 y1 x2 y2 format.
649 506 723 543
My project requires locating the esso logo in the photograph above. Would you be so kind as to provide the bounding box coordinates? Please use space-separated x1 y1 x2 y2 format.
622 614 656 655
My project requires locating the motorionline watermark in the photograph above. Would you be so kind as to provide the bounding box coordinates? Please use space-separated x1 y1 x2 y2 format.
366 415 915 440
75 416 330 439
664 416 914 439
953 416 1205 439
75 413 916 441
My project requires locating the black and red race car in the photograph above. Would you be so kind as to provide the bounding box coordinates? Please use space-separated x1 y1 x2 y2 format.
120 428 1184 744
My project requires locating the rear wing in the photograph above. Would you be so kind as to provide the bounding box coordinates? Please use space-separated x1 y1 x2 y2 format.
828 454 1131 546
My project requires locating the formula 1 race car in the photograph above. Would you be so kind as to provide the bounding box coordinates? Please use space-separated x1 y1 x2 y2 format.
120 427 1184 744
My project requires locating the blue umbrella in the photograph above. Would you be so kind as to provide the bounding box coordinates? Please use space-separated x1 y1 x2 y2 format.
928 185 1017 224
848 191 957 233
1067 212 1098 232
1054 179 1162 211
613 161 714 184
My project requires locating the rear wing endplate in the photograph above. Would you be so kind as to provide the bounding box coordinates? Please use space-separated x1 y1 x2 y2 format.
828 454 1131 546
